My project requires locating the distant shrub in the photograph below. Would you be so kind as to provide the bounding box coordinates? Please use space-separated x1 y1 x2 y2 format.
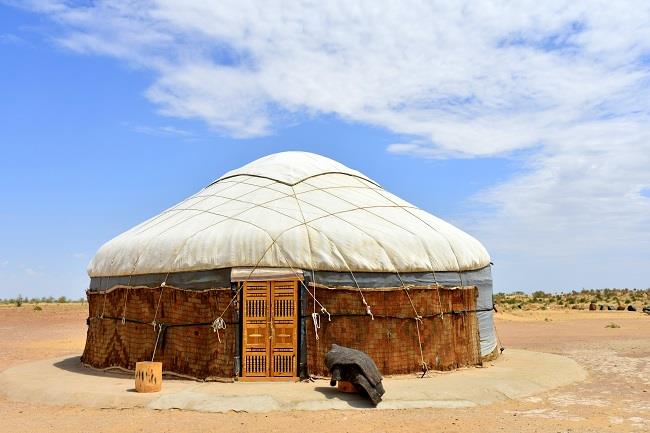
15 295 23 307
33 305 42 311
57 296 67 303
605 322 621 329
532 290 547 299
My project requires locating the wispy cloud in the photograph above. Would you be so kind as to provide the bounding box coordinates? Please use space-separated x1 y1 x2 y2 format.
127 123 194 138
0 33 27 45
18 1 650 289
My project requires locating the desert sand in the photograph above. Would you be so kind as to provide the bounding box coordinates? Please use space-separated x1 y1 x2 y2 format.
0 303 648 432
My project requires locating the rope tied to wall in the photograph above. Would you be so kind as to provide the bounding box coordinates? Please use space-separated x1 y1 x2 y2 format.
395 272 429 377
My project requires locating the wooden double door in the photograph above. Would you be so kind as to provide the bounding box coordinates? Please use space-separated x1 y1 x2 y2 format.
242 280 299 380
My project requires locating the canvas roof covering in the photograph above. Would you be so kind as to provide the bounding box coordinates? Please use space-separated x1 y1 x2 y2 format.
87 151 490 278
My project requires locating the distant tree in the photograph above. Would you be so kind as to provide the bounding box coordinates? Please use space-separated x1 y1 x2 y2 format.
16 295 23 307
57 296 67 303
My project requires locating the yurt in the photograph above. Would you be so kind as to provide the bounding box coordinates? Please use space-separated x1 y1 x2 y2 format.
82 151 497 381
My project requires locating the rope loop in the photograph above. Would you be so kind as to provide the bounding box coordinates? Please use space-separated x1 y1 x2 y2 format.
212 317 227 343
362 299 374 320
311 312 321 340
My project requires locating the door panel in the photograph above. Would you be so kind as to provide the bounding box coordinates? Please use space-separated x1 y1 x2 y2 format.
270 281 298 377
242 281 270 378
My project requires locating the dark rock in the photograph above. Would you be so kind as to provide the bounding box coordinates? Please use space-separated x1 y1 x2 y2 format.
627 305 636 312
617 305 625 311
589 303 597 311
607 305 615 310
642 306 650 314
599 305 605 310
326 344 385 406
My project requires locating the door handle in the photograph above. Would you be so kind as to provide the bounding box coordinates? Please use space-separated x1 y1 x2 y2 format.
270 317 275 341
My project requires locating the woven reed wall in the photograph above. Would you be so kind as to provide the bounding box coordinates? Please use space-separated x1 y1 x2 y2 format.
82 286 237 380
304 286 481 376
83 284 481 379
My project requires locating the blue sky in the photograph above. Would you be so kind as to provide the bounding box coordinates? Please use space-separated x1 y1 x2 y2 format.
1 2 649 298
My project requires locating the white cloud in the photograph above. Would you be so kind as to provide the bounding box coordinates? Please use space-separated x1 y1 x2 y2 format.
21 0 650 289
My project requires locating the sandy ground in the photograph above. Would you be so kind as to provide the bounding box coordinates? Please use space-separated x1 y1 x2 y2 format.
0 304 648 432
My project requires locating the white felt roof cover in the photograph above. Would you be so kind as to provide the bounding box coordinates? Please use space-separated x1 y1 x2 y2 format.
88 151 490 277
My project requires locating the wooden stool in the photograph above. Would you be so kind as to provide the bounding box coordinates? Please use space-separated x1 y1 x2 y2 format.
337 381 357 393
135 361 162 393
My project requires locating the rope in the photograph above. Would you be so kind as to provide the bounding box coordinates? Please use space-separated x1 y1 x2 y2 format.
435 283 445 320
151 285 164 328
414 316 428 377
351 271 374 320
91 315 238 328
100 289 107 319
298 307 491 319
121 286 129 325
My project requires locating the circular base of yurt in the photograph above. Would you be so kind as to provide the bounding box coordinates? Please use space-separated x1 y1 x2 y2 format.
0 350 586 412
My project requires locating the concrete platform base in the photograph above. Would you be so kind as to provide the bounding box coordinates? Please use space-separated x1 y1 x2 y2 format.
0 349 586 412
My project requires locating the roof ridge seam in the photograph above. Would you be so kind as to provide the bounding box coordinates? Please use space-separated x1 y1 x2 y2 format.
207 171 381 189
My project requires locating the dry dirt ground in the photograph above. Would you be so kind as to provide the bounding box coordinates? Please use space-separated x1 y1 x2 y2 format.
0 303 648 433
